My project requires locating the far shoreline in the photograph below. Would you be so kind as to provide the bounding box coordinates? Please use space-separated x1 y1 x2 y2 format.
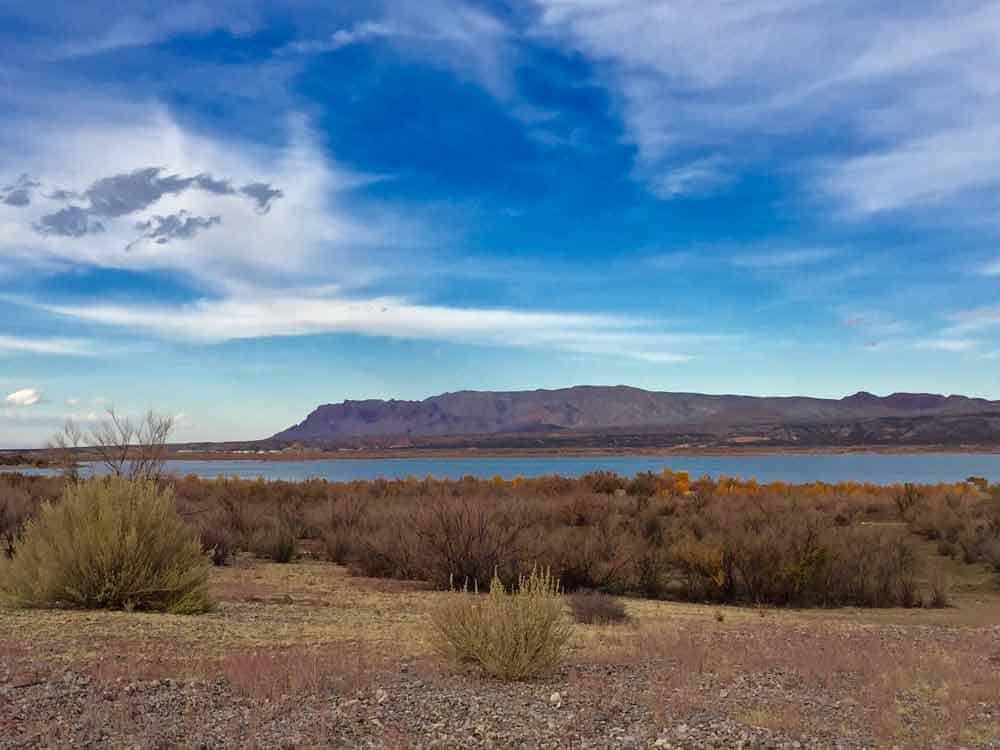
165 444 1000 462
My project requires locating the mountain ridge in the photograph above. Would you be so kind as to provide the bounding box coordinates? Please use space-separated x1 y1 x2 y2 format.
272 386 1000 445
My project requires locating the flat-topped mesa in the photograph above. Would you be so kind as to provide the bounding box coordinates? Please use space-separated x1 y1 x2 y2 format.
273 385 1000 442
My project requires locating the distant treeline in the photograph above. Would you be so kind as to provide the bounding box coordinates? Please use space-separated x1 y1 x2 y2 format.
2 470 997 608
0 453 52 468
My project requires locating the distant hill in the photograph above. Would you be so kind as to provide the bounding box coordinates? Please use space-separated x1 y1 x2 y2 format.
271 386 1000 447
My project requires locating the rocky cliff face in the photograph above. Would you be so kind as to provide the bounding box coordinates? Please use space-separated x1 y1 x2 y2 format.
272 386 1000 443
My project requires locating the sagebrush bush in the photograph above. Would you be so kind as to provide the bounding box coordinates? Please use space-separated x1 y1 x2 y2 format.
431 567 572 680
0 478 211 613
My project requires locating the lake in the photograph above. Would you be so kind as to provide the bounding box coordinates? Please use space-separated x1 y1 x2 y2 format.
8 453 1000 483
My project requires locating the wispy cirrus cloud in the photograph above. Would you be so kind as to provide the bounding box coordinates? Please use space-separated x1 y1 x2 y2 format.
914 338 978 353
285 1 521 104
0 335 92 356
731 248 836 270
531 0 1000 217
945 304 1000 334
30 291 721 364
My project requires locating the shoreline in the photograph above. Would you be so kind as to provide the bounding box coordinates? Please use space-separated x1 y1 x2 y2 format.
4 444 999 472
167 444 1000 461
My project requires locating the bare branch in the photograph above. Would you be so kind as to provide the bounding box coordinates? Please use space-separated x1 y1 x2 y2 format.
46 419 85 481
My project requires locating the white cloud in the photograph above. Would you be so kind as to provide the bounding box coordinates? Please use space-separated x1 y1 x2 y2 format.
0 335 92 356
5 387 43 406
0 106 411 294
532 1 1000 213
731 248 836 269
820 124 1000 215
286 1 522 106
33 291 721 364
647 157 732 199
946 304 1000 333
914 338 978 353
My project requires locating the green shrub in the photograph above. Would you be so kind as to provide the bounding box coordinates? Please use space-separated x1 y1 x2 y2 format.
0 478 211 614
430 567 571 681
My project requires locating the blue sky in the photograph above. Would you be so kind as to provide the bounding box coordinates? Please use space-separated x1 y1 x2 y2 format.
2 0 1000 446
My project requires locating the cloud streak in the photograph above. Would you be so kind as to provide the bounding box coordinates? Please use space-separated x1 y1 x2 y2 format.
0 335 93 356
34 292 721 364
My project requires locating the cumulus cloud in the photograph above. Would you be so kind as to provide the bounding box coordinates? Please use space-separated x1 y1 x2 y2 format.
33 205 105 237
30 166 280 240
0 108 395 291
5 388 43 406
129 211 221 249
1 174 40 207
239 182 283 213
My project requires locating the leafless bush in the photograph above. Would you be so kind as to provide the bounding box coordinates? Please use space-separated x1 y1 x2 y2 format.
568 591 629 624
47 409 174 481
90 409 174 481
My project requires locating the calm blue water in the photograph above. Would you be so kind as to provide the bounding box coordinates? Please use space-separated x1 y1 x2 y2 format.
8 453 1000 484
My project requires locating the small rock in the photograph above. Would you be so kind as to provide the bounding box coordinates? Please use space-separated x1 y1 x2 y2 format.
549 691 562 709
375 688 388 704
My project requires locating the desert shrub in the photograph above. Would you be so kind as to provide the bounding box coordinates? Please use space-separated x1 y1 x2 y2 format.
408 494 528 589
0 486 32 558
0 477 211 613
198 519 235 566
981 538 1000 573
547 523 633 593
1 470 988 609
822 528 919 607
893 483 923 518
252 521 299 563
430 567 572 680
568 591 629 624
927 572 951 608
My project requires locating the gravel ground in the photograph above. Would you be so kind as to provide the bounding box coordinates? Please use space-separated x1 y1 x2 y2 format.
4 656 998 749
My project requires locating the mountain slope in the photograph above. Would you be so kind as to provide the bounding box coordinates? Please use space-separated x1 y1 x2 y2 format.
272 386 1000 443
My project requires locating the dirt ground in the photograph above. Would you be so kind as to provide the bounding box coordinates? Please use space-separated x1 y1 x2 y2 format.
2 560 999 749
